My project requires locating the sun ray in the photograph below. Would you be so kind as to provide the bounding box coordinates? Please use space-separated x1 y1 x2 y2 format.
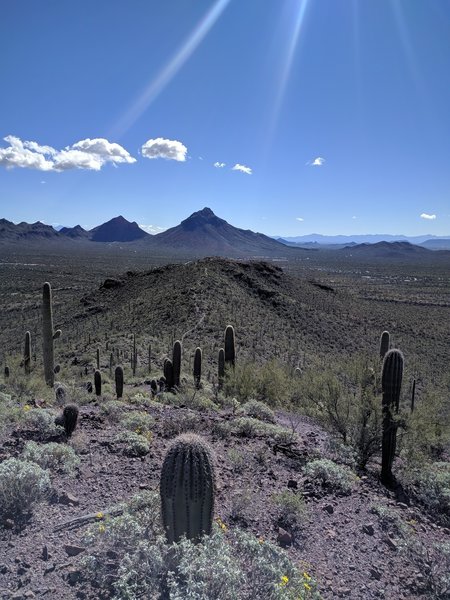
109 0 232 139
263 0 311 158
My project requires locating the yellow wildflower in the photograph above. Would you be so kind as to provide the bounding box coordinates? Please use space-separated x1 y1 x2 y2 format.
23 405 31 412
303 572 311 581
304 583 311 591
215 517 227 532
280 575 289 586
98 524 106 533
95 512 104 519
258 537 264 544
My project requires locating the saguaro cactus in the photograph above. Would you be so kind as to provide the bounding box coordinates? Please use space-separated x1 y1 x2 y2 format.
379 331 390 360
381 349 404 485
115 366 124 399
96 348 100 370
160 433 215 543
193 347 202 389
224 325 235 367
24 331 31 375
172 340 182 388
148 344 152 374
218 348 225 388
94 369 102 397
42 282 61 387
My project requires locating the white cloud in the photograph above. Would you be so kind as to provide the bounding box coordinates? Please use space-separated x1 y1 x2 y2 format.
232 163 252 175
139 224 166 234
0 135 54 171
310 157 325 166
141 137 187 162
214 161 226 168
0 135 136 171
352 216 357 219
420 213 436 220
296 217 304 222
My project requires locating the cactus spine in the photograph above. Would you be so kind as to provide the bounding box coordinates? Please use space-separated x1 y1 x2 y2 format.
193 347 202 389
160 433 215 543
94 369 102 397
218 348 225 388
115 365 124 399
224 325 235 367
381 349 404 485
379 330 390 360
42 282 61 387
172 340 182 388
24 331 31 375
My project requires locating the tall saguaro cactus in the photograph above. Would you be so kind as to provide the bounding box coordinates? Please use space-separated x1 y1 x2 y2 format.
381 349 404 485
172 340 182 388
224 325 235 367
24 331 31 375
193 347 202 389
94 369 102 397
160 433 215 543
42 282 61 387
379 330 390 360
115 365 124 399
218 348 225 388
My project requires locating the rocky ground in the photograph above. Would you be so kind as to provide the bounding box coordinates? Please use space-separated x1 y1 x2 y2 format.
0 385 449 600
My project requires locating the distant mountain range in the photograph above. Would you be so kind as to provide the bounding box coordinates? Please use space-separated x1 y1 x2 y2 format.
1 210 450 260
275 233 450 250
0 209 294 258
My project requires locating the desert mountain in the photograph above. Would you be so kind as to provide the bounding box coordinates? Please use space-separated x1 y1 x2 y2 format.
0 218 61 242
340 242 432 259
89 215 149 242
148 207 292 257
59 224 89 239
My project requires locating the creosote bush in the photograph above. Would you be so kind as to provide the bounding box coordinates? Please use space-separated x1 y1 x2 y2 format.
0 458 51 520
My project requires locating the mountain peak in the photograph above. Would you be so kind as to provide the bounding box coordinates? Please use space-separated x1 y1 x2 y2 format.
90 215 148 242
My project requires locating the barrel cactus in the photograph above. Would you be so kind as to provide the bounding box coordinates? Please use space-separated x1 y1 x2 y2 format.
164 358 174 391
42 282 61 387
160 433 215 543
381 349 404 485
94 369 102 397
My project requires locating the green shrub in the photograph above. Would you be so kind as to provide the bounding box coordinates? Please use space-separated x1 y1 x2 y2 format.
114 431 151 456
120 411 154 435
24 409 63 437
22 441 80 475
0 458 51 520
273 490 306 532
100 400 127 418
401 462 450 526
304 458 356 495
232 417 295 443
242 399 276 423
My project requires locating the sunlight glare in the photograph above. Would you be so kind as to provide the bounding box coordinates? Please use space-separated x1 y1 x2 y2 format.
110 0 232 139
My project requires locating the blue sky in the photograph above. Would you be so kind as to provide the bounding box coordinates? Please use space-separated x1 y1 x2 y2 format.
1 0 449 236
